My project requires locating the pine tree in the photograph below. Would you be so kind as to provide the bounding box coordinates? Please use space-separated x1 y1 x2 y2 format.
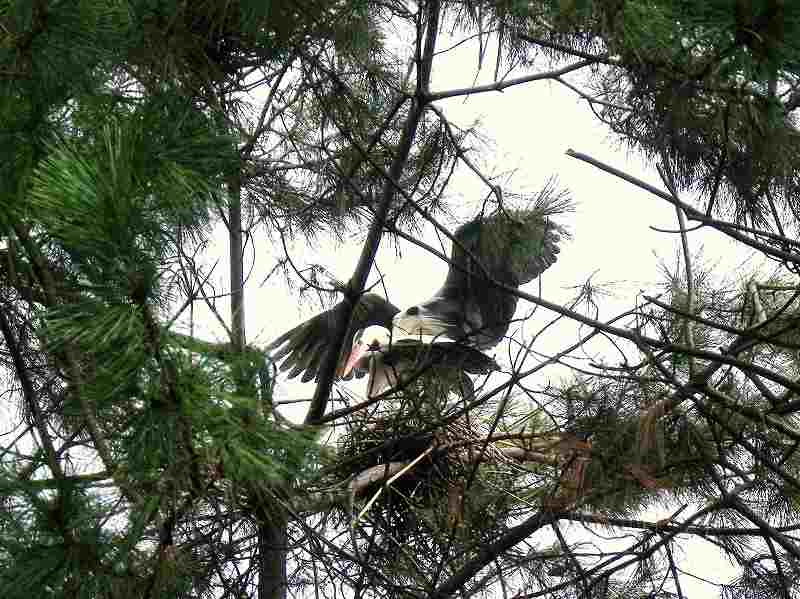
5 1 800 598
0 1 354 597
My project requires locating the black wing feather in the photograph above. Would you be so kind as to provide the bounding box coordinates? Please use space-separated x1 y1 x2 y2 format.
266 293 400 382
427 211 562 349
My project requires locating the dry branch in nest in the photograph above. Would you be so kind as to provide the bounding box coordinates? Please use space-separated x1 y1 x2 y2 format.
337 389 598 529
332 374 532 546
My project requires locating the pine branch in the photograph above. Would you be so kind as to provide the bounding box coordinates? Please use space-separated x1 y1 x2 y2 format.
0 303 62 479
566 149 800 266
9 222 125 496
306 0 442 424
427 59 594 101
556 511 800 538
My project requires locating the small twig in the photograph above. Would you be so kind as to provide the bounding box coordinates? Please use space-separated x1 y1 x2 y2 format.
428 104 503 204
649 222 704 234
551 522 591 599
555 76 631 112
164 258 220 331
0 305 63 479
748 279 767 325
512 31 619 66
427 59 594 101
353 445 435 525
657 157 695 376
566 149 800 265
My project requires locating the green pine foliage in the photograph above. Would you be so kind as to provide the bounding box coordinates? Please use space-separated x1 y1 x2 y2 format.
1 1 326 596
543 0 800 226
4 0 800 598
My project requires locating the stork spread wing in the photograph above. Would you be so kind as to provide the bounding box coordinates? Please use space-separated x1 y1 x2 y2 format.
268 208 563 381
266 293 400 382
390 339 500 375
408 209 563 349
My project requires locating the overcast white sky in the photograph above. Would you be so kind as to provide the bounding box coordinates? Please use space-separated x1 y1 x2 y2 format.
186 34 767 597
243 38 760 375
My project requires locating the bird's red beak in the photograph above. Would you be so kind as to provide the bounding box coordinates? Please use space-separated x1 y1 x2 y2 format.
340 342 369 378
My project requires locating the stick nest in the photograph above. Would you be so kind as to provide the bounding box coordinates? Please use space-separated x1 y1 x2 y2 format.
333 386 516 546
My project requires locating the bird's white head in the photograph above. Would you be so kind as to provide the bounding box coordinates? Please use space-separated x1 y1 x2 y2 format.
341 325 392 377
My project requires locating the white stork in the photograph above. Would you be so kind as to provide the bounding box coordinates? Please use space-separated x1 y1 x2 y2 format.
341 324 499 398
266 209 564 395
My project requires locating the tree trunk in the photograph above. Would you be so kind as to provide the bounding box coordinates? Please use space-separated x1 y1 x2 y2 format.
258 513 288 599
228 176 245 352
227 175 288 599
